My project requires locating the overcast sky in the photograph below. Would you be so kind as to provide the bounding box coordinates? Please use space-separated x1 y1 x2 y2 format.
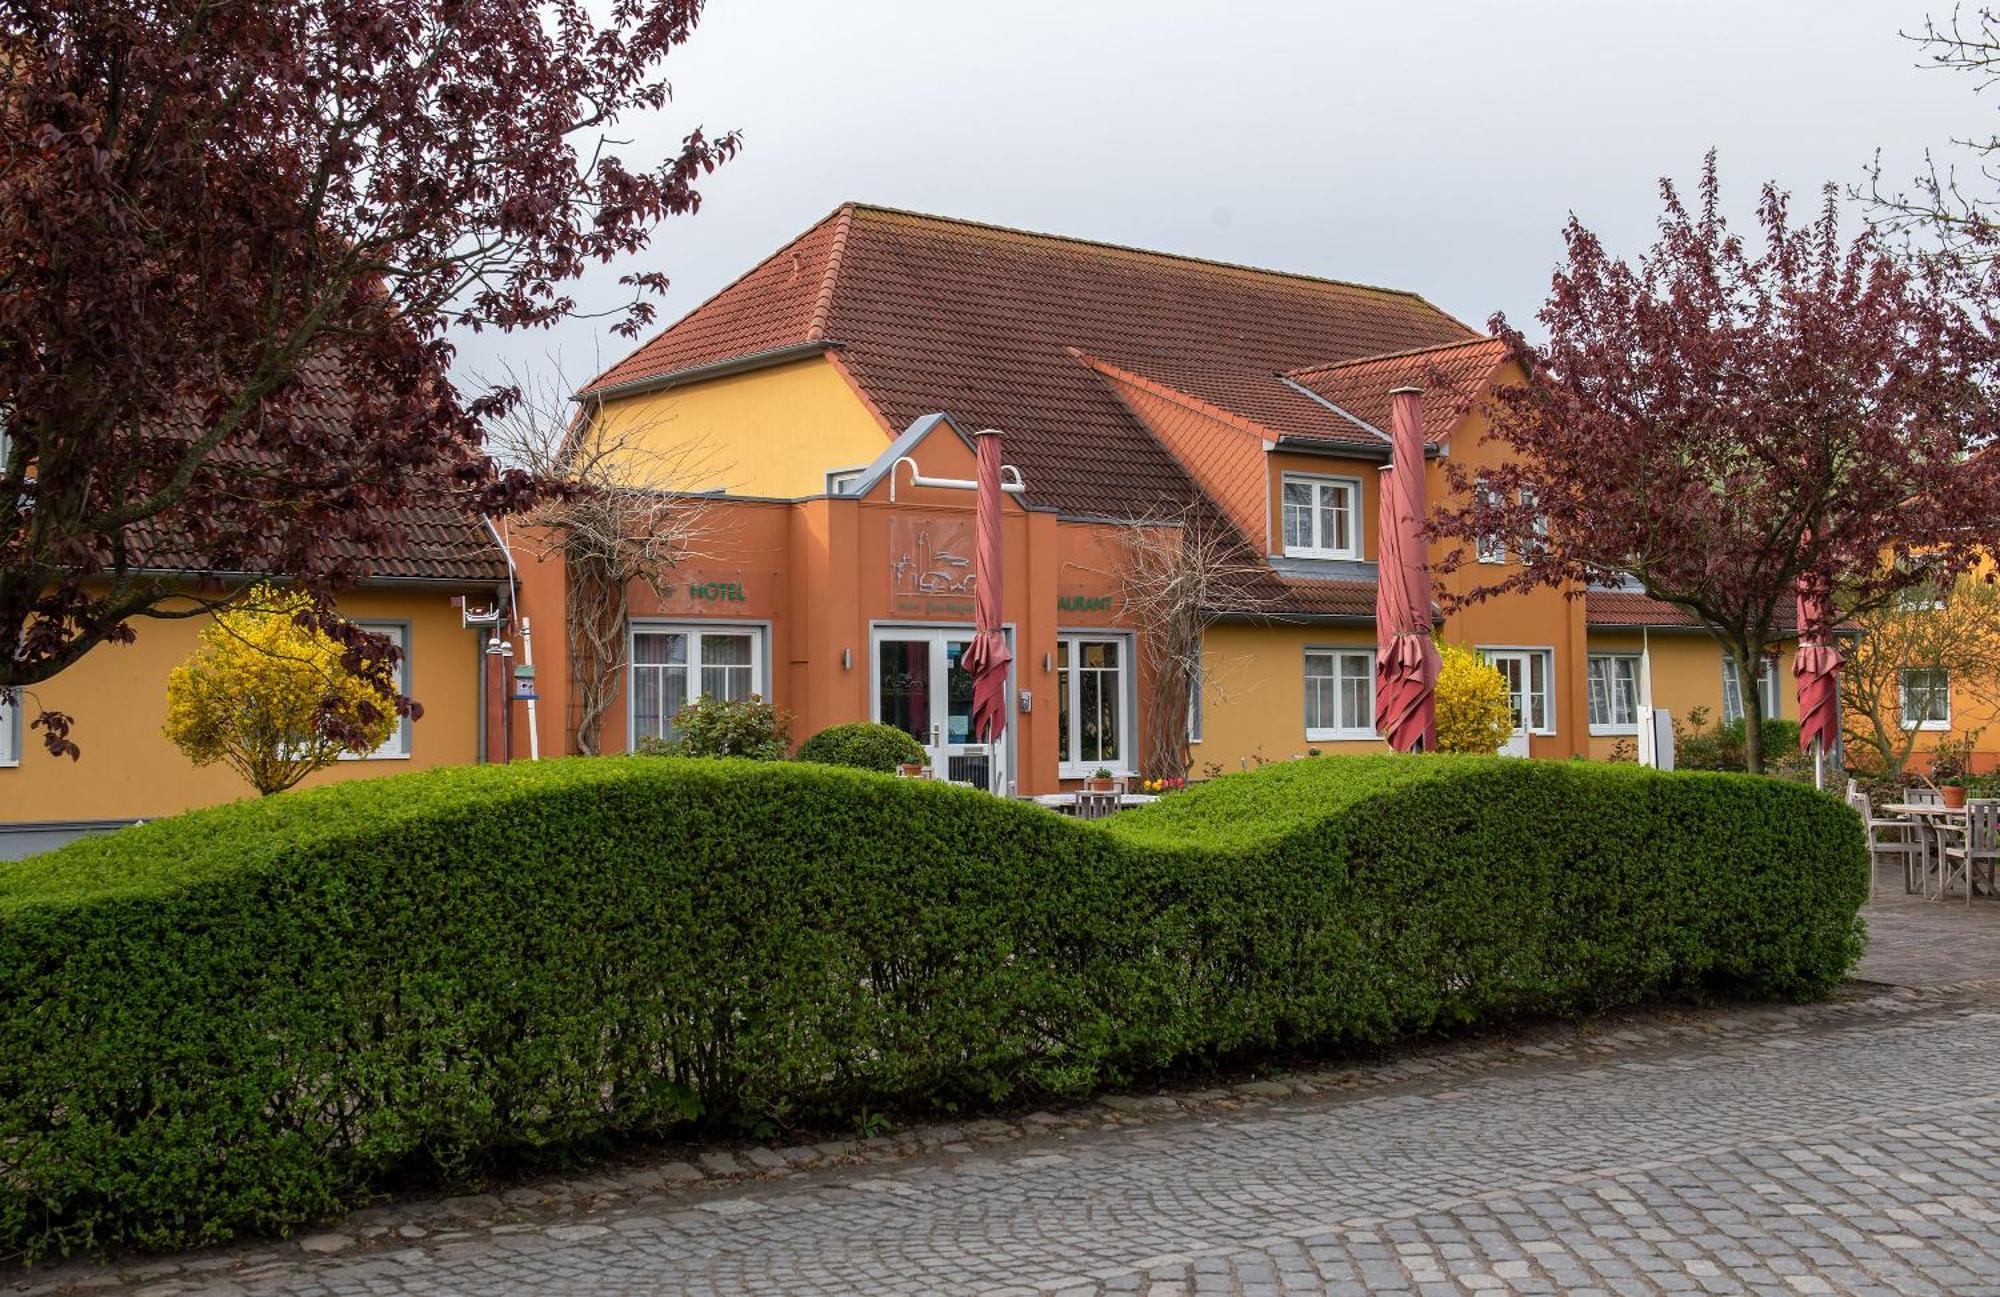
449 0 1981 395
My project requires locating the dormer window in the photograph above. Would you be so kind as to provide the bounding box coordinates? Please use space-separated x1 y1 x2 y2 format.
1280 473 1360 560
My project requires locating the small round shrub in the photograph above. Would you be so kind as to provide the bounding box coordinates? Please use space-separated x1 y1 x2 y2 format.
797 721 928 772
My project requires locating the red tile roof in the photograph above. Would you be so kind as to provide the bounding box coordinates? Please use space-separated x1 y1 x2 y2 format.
130 354 509 586
1274 577 1379 620
1285 336 1510 444
1586 590 1800 634
587 203 1478 517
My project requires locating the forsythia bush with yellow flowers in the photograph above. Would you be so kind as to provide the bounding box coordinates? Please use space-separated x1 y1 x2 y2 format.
1434 641 1515 755
163 585 398 795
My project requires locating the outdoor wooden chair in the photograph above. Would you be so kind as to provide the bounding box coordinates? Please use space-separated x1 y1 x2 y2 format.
1072 789 1122 821
1935 798 2000 906
1903 786 1943 806
1849 790 1924 897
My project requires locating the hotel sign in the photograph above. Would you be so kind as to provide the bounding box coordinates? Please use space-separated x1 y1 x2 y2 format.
653 576 754 610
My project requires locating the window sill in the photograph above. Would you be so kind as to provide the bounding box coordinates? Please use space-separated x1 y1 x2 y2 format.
1588 724 1639 737
1902 722 1953 733
341 752 413 762
1305 729 1378 743
1283 547 1361 563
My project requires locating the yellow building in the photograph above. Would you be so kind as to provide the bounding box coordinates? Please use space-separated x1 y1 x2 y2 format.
1 497 511 856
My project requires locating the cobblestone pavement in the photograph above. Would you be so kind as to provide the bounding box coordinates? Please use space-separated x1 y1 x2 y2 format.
19 983 1999 1297
1856 861 2000 986
17 870 2000 1296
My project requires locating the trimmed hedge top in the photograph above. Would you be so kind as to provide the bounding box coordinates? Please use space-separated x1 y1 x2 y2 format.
0 755 1866 1258
794 721 929 772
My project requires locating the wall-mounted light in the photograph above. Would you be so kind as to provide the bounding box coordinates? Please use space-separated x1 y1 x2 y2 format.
841 647 853 671
1043 652 1053 674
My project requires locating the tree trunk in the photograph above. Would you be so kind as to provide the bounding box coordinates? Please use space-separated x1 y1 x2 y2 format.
1736 645 1767 775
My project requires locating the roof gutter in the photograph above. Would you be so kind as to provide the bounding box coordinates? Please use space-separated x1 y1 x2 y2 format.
576 341 838 403
1269 435 1442 461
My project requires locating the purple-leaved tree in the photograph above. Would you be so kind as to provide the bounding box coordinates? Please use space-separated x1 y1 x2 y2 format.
0 0 737 754
1432 156 2000 773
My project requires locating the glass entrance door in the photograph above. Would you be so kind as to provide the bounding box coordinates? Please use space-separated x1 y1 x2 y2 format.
873 629 1006 790
1483 650 1534 757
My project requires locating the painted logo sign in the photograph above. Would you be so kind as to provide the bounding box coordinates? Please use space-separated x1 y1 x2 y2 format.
890 515 976 615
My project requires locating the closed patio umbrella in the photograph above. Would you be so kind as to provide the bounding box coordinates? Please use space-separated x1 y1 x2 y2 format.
1374 387 1440 752
1794 561 1842 788
961 428 1013 761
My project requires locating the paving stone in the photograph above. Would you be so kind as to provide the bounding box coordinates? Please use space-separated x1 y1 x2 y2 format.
293 1233 353 1255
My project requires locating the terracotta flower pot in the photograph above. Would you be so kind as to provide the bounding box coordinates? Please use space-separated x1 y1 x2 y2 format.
897 762 925 778
1084 778 1117 794
1942 784 1968 809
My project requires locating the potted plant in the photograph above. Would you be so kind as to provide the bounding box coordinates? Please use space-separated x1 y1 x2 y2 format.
1084 766 1118 794
1928 734 1976 808
896 761 926 778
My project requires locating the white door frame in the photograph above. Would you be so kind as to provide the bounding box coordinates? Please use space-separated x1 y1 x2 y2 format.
1482 648 1537 758
868 623 1015 792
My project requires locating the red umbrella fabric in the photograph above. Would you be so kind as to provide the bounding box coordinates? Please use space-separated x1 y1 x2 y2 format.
961 427 1013 743
1793 563 1842 760
1374 387 1440 752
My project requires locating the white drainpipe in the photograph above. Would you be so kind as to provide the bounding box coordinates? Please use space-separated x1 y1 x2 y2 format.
482 514 540 760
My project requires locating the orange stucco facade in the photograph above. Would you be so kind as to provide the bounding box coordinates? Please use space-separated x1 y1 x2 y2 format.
502 355 1608 793
510 419 1140 794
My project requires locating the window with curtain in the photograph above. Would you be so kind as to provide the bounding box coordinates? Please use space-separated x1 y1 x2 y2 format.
1720 654 1781 725
1586 654 1641 731
631 625 761 745
1280 474 1360 560
1304 648 1374 739
1899 667 1951 731
340 622 410 760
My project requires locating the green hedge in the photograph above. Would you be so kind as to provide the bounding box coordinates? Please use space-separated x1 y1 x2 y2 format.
0 755 1866 1257
795 721 927 772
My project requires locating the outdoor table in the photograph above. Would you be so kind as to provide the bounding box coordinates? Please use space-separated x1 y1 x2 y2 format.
1029 792 1160 815
1883 802 1965 900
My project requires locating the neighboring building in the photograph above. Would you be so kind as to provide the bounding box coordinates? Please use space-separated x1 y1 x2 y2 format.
513 202 1783 791
0 388 515 859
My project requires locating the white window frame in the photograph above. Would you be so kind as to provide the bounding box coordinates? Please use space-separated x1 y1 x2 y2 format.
1480 646 1557 736
1720 654 1781 726
1303 647 1377 741
1475 479 1506 564
1187 645 1203 745
1586 653 1642 736
1279 473 1362 561
1475 484 1543 565
1898 667 1952 732
0 687 16 768
628 620 770 749
1057 632 1134 778
342 621 411 760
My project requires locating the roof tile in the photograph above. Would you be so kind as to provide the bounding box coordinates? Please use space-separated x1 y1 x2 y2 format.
589 204 1478 516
